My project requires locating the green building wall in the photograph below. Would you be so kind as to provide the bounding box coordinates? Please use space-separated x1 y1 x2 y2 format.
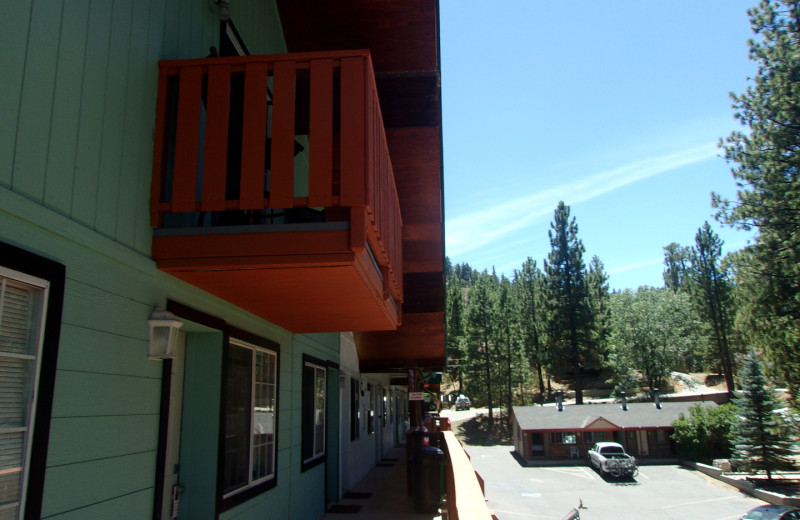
1 1 340 518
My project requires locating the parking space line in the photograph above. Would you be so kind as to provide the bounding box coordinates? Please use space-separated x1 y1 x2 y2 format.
662 496 732 509
541 467 596 480
490 509 557 519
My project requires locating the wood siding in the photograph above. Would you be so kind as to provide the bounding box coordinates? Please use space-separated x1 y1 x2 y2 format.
0 1 345 518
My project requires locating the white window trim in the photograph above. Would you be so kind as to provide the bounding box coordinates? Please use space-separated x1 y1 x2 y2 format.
303 361 326 464
0 266 49 520
223 338 277 499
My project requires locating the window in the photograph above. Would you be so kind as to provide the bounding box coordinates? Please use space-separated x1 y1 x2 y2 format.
301 358 326 469
655 430 666 444
551 432 577 444
584 431 611 444
222 338 277 499
350 379 360 441
0 268 48 520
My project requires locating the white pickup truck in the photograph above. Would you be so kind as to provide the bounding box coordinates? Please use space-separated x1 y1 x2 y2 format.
587 442 638 478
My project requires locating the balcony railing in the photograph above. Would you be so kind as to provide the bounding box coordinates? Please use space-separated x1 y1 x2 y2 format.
150 50 402 304
441 432 496 520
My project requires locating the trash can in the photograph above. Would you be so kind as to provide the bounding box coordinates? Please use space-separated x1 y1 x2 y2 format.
412 446 444 513
406 428 430 495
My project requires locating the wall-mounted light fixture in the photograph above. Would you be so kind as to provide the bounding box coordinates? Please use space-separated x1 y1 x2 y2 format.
148 307 183 360
216 0 231 20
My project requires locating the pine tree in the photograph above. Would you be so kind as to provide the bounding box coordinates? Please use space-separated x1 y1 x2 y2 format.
464 271 496 426
543 201 598 405
732 351 798 480
496 275 515 415
714 0 800 407
445 269 466 394
663 242 691 293
515 258 548 395
587 255 610 364
688 223 736 392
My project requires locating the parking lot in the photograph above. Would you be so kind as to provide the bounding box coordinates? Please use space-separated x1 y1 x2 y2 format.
465 445 766 520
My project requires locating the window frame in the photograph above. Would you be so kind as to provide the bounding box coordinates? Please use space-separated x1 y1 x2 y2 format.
366 384 374 436
550 431 578 445
219 333 280 511
0 242 65 520
584 431 611 444
301 355 327 471
0 268 48 520
350 378 361 441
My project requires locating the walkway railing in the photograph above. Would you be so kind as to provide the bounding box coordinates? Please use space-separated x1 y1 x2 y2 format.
441 431 496 520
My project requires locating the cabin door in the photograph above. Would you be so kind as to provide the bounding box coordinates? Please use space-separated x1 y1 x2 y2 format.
636 430 650 456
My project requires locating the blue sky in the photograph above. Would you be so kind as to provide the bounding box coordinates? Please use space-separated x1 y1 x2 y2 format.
440 1 759 291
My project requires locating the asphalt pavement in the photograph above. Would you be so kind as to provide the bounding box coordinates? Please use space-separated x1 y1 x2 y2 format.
463 445 765 520
440 406 492 423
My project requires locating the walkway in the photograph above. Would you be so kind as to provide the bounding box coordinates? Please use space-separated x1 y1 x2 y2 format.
321 447 442 520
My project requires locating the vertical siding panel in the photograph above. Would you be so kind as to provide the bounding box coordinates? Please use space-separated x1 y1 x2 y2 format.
308 59 334 208
134 0 167 253
162 0 180 59
177 0 190 58
240 62 268 209
71 0 112 226
115 0 151 247
340 57 366 207
232 0 285 55
269 61 296 209
13 0 64 201
95 0 134 237
44 0 90 215
150 69 169 228
0 1 33 188
175 0 212 59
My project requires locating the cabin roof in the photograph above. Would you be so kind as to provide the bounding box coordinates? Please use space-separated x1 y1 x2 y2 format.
512 401 718 431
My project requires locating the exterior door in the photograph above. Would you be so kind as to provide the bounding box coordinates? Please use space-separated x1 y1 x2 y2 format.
636 430 650 456
160 332 186 520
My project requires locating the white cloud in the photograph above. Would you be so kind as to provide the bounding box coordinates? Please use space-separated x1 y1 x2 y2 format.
608 258 663 275
445 143 718 257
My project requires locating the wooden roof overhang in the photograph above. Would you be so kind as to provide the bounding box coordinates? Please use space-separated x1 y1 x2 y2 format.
277 0 445 373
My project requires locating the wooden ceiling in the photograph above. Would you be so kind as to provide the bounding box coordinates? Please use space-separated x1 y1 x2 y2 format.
276 0 445 373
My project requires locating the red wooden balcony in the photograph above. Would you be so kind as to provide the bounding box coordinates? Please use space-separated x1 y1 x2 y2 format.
150 50 402 333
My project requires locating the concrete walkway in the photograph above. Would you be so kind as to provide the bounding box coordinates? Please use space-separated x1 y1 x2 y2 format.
321 447 443 520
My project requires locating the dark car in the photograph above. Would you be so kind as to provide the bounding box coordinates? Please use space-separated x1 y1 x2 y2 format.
741 505 800 520
455 395 471 410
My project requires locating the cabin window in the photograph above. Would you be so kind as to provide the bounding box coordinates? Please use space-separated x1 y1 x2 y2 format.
222 339 278 498
301 357 326 469
551 432 577 444
584 431 611 444
655 429 667 444
0 268 48 520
